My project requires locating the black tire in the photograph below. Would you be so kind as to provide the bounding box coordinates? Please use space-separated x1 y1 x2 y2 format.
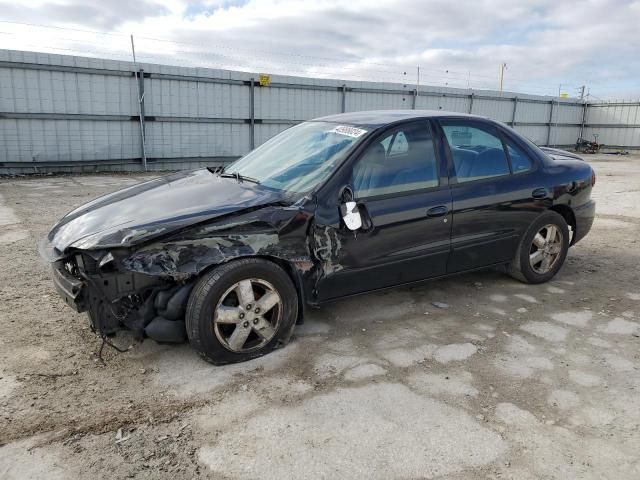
185 258 298 365
508 210 570 284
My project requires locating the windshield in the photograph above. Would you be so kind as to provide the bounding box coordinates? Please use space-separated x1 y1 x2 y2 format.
224 121 368 193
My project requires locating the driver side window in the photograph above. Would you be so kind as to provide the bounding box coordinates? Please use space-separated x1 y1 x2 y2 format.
351 122 439 198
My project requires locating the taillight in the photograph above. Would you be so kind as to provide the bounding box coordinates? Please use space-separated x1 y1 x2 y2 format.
591 170 596 187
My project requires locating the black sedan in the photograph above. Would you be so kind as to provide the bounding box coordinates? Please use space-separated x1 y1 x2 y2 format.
40 110 596 364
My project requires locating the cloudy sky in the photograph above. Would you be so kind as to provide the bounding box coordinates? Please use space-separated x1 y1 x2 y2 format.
1 0 639 98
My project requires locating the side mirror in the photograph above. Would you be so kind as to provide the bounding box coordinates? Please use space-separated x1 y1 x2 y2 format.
338 185 362 231
340 201 362 231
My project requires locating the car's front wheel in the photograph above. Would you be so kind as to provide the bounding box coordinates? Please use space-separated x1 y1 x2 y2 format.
509 210 570 284
185 258 298 365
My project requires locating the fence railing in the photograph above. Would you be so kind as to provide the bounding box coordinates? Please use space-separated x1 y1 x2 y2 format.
1 49 638 174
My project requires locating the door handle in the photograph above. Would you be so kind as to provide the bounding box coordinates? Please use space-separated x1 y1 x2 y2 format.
427 205 449 217
532 188 547 199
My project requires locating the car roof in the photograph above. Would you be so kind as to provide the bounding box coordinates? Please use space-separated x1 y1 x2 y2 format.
313 110 485 128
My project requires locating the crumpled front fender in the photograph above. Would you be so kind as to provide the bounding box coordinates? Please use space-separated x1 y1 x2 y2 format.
122 207 316 282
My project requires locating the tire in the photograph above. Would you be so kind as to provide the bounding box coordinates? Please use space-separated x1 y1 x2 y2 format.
185 258 298 365
508 210 570 284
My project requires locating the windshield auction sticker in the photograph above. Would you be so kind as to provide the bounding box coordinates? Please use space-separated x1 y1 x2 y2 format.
331 125 368 138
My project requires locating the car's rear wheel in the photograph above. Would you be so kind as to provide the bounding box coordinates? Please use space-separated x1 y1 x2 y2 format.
185 258 298 365
509 211 570 284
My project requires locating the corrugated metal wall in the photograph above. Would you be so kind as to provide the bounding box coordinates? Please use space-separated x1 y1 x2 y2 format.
1 48 638 173
583 102 640 148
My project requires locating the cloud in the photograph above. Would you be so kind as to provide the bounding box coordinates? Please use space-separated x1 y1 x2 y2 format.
0 0 170 30
1 0 638 98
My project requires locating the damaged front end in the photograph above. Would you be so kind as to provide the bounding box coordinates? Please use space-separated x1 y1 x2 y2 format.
41 204 318 346
38 168 320 345
49 248 192 343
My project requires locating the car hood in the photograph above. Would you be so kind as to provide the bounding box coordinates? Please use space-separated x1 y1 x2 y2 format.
42 169 291 259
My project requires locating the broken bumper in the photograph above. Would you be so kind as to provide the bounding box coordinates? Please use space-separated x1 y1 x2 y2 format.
52 262 87 313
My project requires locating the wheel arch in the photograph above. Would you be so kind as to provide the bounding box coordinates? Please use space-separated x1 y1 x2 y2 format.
256 255 307 324
191 254 307 324
549 204 577 244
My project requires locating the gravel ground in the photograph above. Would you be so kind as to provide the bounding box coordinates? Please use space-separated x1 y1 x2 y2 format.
1 154 639 479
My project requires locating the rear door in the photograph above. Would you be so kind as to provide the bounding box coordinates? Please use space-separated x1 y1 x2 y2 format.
436 119 544 273
313 120 452 301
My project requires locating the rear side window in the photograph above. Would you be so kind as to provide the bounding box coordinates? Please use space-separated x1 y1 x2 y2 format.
505 139 534 173
441 123 510 183
351 122 438 198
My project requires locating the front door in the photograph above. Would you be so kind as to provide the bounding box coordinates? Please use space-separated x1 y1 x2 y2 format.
313 120 452 302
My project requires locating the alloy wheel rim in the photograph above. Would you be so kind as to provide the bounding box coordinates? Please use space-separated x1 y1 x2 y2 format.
213 278 282 353
529 224 563 274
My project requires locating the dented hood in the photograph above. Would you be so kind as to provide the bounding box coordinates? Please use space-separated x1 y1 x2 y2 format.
43 169 291 257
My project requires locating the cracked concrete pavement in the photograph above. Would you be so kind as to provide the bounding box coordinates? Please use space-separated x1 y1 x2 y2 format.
1 154 639 479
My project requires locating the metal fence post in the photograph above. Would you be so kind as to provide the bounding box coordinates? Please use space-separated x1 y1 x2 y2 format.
133 68 147 171
138 68 146 132
412 89 417 109
130 36 147 171
468 93 474 114
546 100 555 146
510 97 518 127
579 101 588 143
341 84 346 113
249 78 255 150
